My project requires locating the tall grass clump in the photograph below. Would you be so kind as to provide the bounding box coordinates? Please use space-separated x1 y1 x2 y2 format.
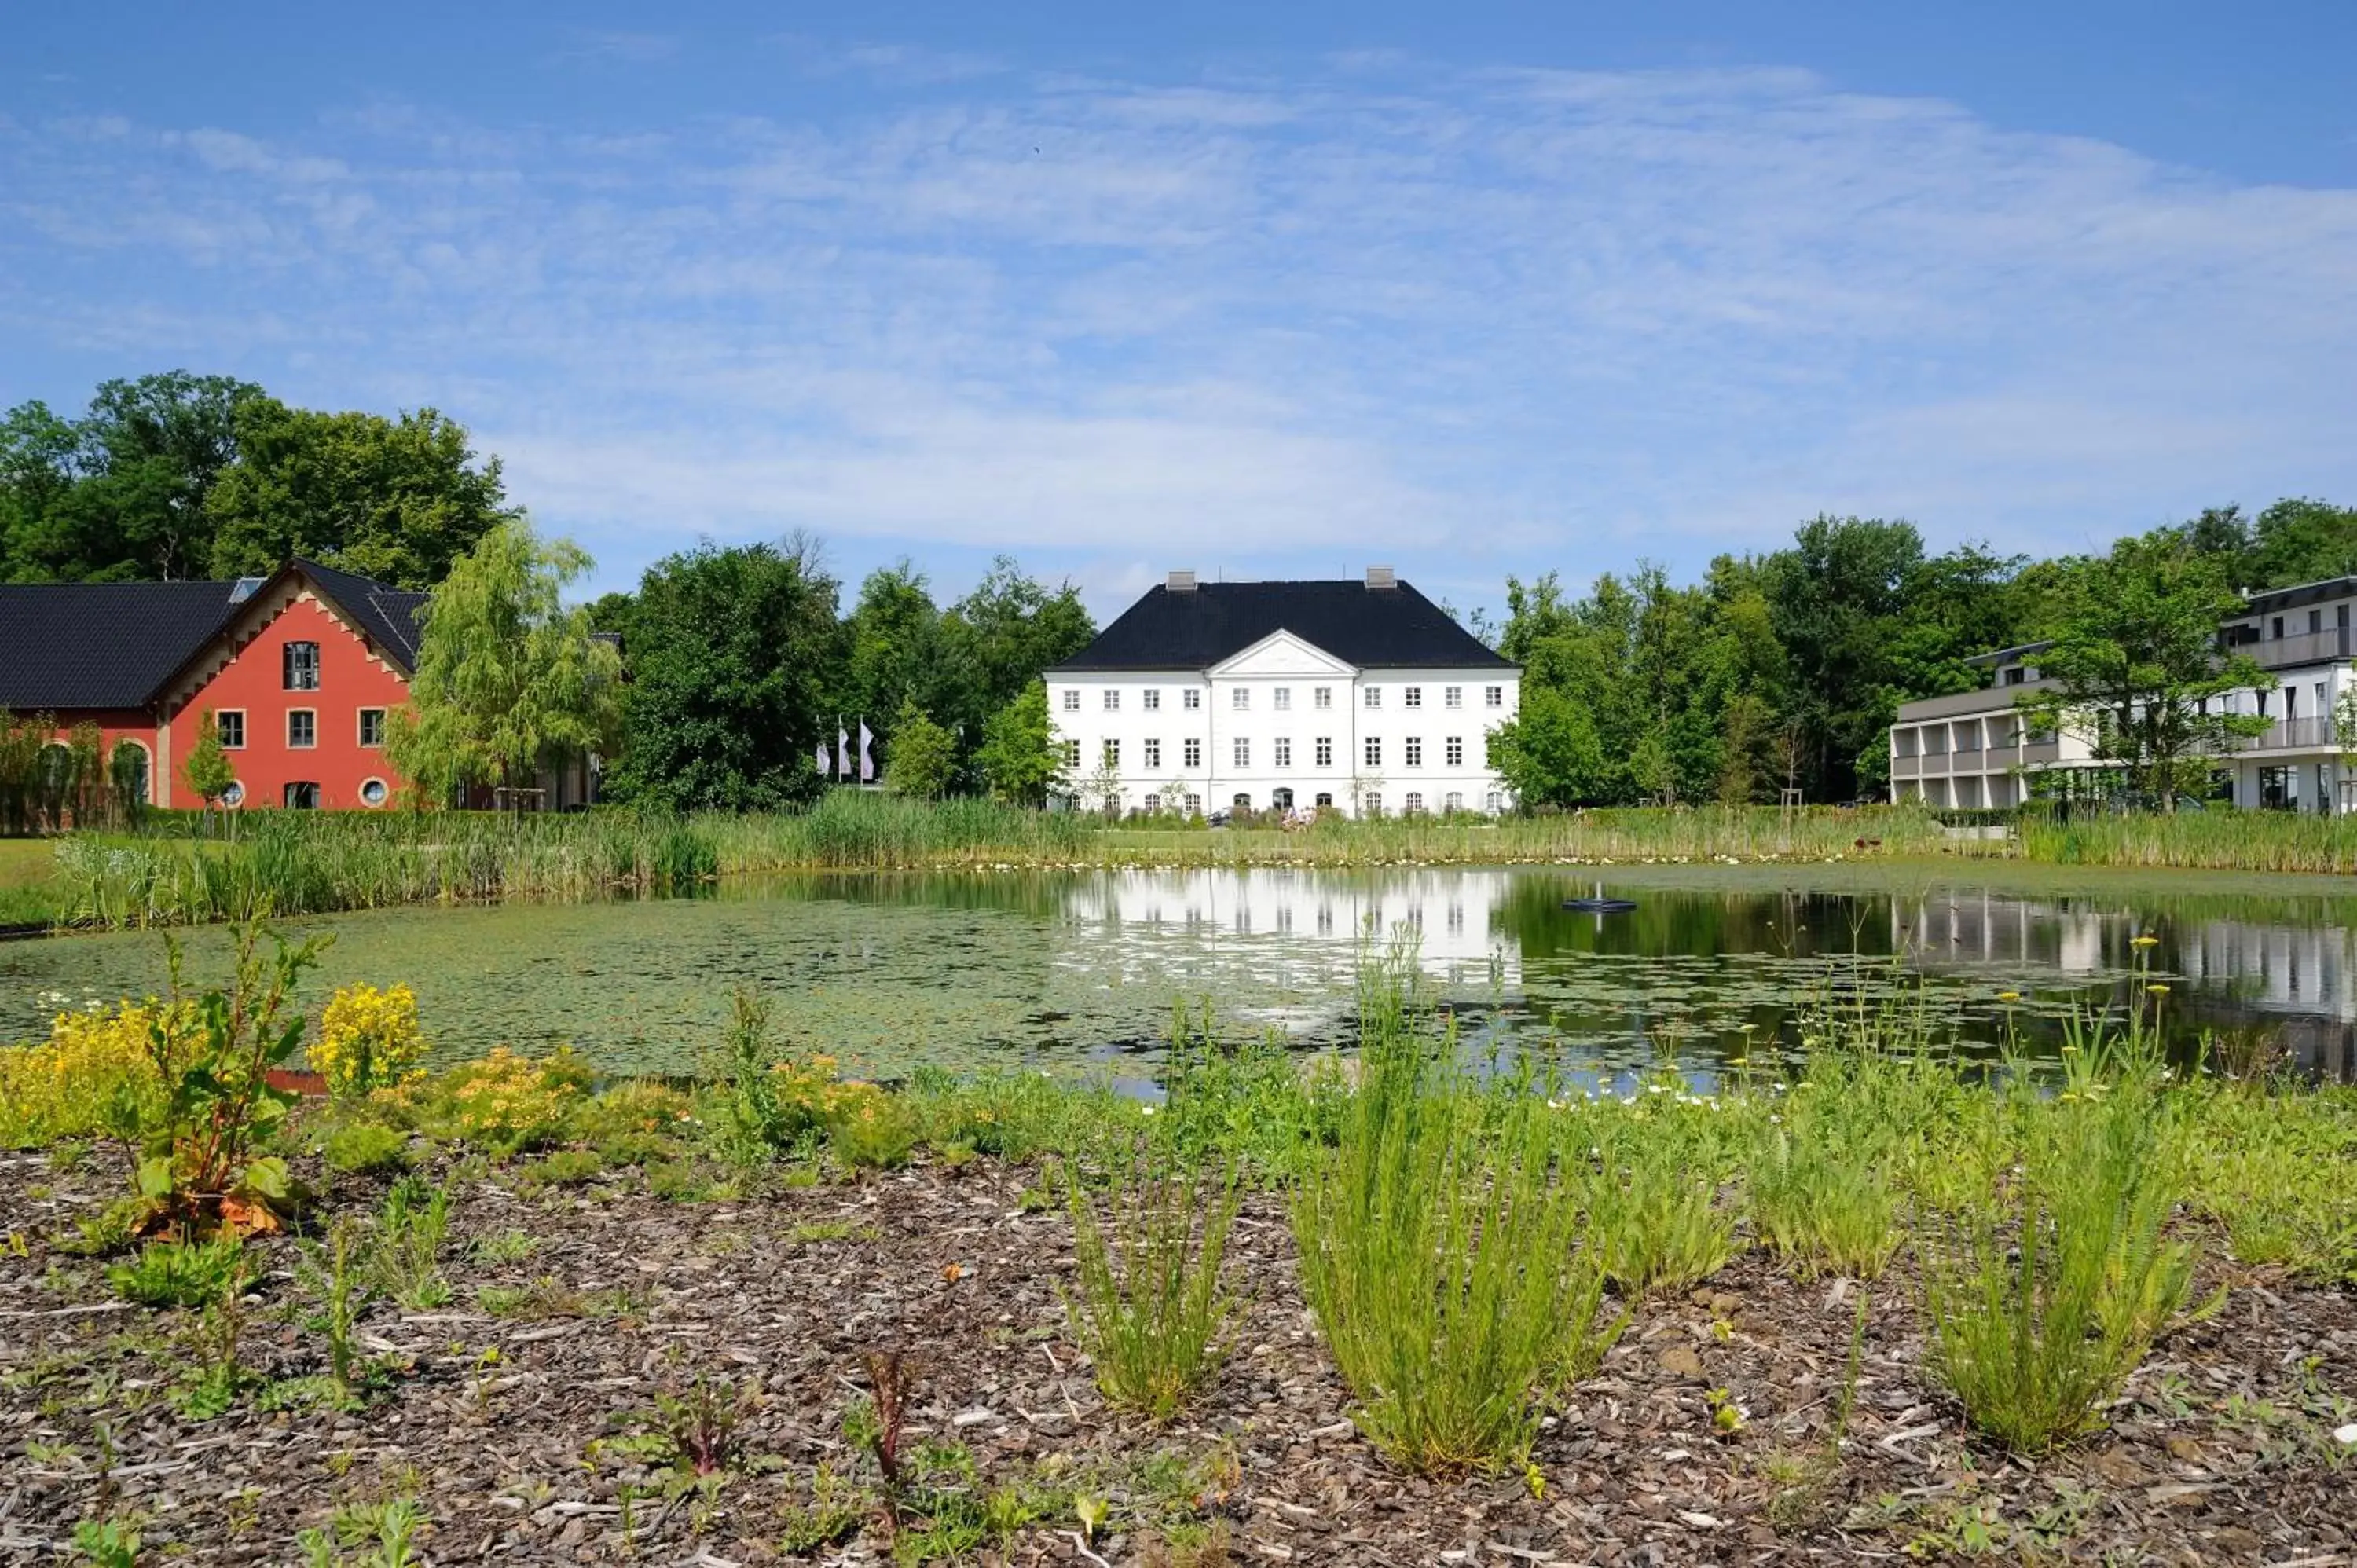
1064 1135 1241 1421
1585 1118 1737 1297
1919 1017 2194 1453
1292 958 1623 1474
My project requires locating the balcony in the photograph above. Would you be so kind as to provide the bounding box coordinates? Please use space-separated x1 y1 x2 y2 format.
2245 716 2336 752
2252 627 2353 669
1891 753 1920 778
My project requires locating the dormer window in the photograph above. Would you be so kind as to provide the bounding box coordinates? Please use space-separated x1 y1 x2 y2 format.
284 641 321 691
2003 666 2025 687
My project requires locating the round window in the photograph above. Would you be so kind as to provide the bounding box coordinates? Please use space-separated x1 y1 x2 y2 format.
220 781 245 808
359 778 389 808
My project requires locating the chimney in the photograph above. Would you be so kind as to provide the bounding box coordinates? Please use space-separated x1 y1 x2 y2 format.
1167 570 1197 593
1365 565 1396 591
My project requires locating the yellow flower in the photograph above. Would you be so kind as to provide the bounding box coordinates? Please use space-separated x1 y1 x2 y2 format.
1996 990 2021 1003
308 982 428 1100
2130 935 2160 948
2146 984 2170 995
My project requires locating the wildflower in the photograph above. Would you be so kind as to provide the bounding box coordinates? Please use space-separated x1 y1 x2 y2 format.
2131 935 2160 948
1996 990 2021 1003
2146 984 2170 995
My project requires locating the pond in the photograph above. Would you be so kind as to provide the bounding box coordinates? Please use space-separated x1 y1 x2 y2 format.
6 863 2357 1083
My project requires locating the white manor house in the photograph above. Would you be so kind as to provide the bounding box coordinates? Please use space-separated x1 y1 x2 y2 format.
1890 576 2357 813
1048 568 1521 819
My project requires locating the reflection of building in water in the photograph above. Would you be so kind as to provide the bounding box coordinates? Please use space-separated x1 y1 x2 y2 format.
1064 868 1521 988
1899 890 2356 1079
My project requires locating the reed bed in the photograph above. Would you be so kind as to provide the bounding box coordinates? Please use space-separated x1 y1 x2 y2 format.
2009 810 2357 874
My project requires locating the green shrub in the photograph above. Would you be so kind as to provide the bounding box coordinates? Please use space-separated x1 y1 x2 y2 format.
1920 1032 2192 1453
1587 1130 1734 1297
1065 1149 1240 1420
1292 965 1623 1473
108 1235 251 1310
1747 1119 1897 1280
371 1176 454 1311
828 1095 921 1171
322 1122 412 1176
522 1149 607 1189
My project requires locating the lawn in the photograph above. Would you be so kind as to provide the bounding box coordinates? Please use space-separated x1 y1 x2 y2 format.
0 836 59 925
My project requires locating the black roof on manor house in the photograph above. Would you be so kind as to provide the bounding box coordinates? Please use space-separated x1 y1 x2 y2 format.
0 559 427 712
1054 577 1514 672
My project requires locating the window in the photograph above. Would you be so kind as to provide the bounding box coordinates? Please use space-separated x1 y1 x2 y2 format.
1184 793 1202 815
1444 686 1463 709
1103 688 1120 711
217 711 247 749
1363 687 1381 709
1315 792 1333 808
1144 793 1160 814
1486 790 1504 813
1314 687 1332 709
1233 737 1251 769
283 641 321 691
1232 687 1250 711
1484 685 1504 708
358 708 386 747
1446 736 1464 768
1183 738 1202 769
2002 666 2026 687
1233 793 1252 811
1404 736 1424 768
220 781 246 809
1274 687 1291 711
284 782 321 810
1102 739 1120 767
1362 792 1383 817
1405 792 1424 814
1404 687 1423 709
1143 689 1160 711
1364 737 1382 768
1274 737 1292 768
1183 689 1201 710
1062 688 1081 711
1143 738 1162 770
1272 786 1294 811
359 778 389 808
1445 791 1464 811
288 709 317 748
1314 737 1332 768
113 742 151 804
1061 739 1082 768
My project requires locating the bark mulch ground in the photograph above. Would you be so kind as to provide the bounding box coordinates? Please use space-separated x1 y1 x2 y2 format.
2 1147 2352 1566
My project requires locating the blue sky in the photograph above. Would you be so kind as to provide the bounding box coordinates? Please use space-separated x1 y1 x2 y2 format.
7 3 2356 618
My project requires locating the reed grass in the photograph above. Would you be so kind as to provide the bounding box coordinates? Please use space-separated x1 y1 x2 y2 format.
2008 810 2357 874
1064 1145 1241 1421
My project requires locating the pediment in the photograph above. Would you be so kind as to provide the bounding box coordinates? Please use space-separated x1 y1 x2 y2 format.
1209 630 1358 678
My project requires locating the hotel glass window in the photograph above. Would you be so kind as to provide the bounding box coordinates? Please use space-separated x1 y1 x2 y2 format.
1144 793 1160 814
1062 688 1081 711
1315 793 1333 808
288 710 317 749
1272 786 1293 811
1183 689 1201 710
1486 791 1505 812
1274 687 1291 711
284 641 321 691
358 709 386 747
1102 739 1120 767
1143 738 1162 770
1362 792 1383 817
1364 737 1382 768
1274 737 1292 768
1445 791 1464 811
1484 685 1504 708
359 778 389 808
1405 792 1424 814
217 711 246 749
1363 687 1381 709
1184 738 1202 769
1446 736 1464 767
1444 685 1463 709
1103 688 1120 711
1315 737 1333 768
1143 689 1160 711
1185 793 1202 815
1232 687 1249 711
1061 739 1082 768
1314 687 1332 709
1404 736 1424 768
284 782 321 810
1233 738 1251 768
1404 686 1423 709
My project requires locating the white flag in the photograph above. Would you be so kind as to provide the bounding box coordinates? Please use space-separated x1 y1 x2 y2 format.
815 739 830 775
859 722 875 782
838 726 850 779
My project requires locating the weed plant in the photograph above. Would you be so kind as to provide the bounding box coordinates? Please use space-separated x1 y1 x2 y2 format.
1585 1121 1736 1297
107 1235 250 1310
1919 1017 2194 1453
370 1176 454 1310
1292 959 1622 1474
1065 1134 1241 1420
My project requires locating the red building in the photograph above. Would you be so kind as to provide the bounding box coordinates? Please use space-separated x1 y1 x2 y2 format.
0 558 589 811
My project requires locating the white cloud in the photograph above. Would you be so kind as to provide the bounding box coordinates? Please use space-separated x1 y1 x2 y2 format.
3 57 2355 601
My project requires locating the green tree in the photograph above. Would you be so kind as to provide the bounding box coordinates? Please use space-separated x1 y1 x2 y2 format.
205 400 515 588
602 537 845 811
2 372 263 581
183 710 237 811
843 562 946 732
385 522 624 804
937 559 1094 783
2241 497 2357 589
974 680 1066 806
884 702 955 800
1486 686 1605 808
2018 528 2273 809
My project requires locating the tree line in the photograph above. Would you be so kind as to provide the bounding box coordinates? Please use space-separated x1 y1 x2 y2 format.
13 371 2355 811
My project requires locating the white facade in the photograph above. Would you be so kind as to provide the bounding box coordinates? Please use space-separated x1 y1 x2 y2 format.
1050 629 1520 819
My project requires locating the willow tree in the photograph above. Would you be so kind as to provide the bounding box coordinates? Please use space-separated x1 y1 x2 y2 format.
386 521 623 807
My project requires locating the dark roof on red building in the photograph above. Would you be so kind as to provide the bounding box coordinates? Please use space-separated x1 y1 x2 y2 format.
1052 577 1512 672
0 561 425 713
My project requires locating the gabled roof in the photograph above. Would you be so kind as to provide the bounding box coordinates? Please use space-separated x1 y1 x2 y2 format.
0 559 427 713
0 580 249 710
1053 579 1513 672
